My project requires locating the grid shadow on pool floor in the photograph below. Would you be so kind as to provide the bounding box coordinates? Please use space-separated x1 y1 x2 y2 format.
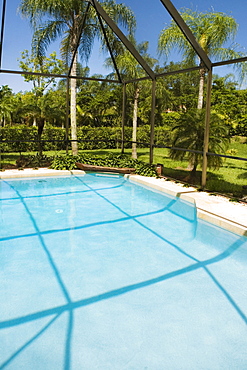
1 175 247 369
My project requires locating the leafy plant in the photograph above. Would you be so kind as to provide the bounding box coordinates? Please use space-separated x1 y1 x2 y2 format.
50 154 79 171
169 108 229 182
50 153 157 177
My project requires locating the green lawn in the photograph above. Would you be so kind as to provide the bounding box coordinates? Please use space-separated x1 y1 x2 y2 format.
140 140 247 196
1 138 247 197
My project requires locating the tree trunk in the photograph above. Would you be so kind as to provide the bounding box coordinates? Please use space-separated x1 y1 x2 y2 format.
71 55 78 155
188 157 198 183
37 117 45 157
197 66 206 109
132 86 140 159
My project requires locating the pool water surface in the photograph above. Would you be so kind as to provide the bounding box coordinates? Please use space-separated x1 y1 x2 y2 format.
0 173 247 369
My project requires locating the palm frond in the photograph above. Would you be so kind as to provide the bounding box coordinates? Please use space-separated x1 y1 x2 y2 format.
32 20 66 57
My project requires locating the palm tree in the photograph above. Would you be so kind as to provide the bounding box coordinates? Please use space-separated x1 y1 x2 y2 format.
170 109 229 182
158 9 243 109
19 0 136 155
0 85 14 126
105 36 157 159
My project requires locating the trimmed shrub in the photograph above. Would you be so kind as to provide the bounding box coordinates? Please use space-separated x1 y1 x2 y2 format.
0 125 171 153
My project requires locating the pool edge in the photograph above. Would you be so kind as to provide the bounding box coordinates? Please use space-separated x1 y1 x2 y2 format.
127 174 247 237
1 169 246 237
0 168 85 178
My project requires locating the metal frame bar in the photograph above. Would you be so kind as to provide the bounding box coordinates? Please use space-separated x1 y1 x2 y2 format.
159 0 212 70
149 79 156 164
65 77 70 154
155 65 202 78
152 144 247 161
0 68 121 83
0 0 7 69
68 2 91 77
2 135 247 162
201 68 213 188
121 83 126 153
212 56 247 67
88 0 155 80
93 3 122 83
119 65 202 84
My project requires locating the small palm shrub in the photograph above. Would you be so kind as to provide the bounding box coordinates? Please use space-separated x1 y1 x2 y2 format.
169 109 229 181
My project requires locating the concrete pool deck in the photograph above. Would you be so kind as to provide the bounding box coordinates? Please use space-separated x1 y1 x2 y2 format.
1 168 247 237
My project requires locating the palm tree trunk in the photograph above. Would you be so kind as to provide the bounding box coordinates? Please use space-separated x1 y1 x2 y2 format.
71 55 78 155
132 86 140 159
37 117 45 157
197 66 206 109
188 158 198 183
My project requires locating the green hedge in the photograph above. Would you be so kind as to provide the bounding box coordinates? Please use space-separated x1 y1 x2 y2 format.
0 125 37 153
0 125 66 153
0 125 171 152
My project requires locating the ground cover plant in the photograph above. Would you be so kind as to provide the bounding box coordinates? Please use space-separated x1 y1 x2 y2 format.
50 153 158 177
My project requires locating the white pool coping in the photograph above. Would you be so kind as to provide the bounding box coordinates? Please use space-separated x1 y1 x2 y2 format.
127 175 247 237
0 168 83 178
1 168 246 237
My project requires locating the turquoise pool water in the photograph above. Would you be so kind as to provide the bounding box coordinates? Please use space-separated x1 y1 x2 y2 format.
0 173 247 369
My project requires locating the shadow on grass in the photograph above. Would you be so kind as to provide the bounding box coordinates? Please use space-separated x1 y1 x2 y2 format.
0 153 37 169
79 149 123 156
224 164 247 171
162 167 245 197
237 171 247 180
0 153 20 168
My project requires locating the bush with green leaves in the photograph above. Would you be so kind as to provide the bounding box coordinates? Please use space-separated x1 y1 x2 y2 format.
42 126 67 151
50 154 79 171
169 109 229 180
0 125 37 153
1 125 171 153
50 153 157 177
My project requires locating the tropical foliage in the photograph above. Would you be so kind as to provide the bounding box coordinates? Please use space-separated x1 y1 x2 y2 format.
19 0 135 155
0 86 14 126
105 35 157 158
50 153 158 177
169 108 230 181
1 4 247 184
158 9 245 109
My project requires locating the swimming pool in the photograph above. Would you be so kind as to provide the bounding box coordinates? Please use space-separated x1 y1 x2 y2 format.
1 173 247 369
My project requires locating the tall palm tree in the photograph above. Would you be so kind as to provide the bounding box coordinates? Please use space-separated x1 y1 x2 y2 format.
19 0 136 154
105 36 157 158
158 9 243 109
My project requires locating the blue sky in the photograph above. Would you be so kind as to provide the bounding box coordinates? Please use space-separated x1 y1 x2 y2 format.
0 0 247 92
